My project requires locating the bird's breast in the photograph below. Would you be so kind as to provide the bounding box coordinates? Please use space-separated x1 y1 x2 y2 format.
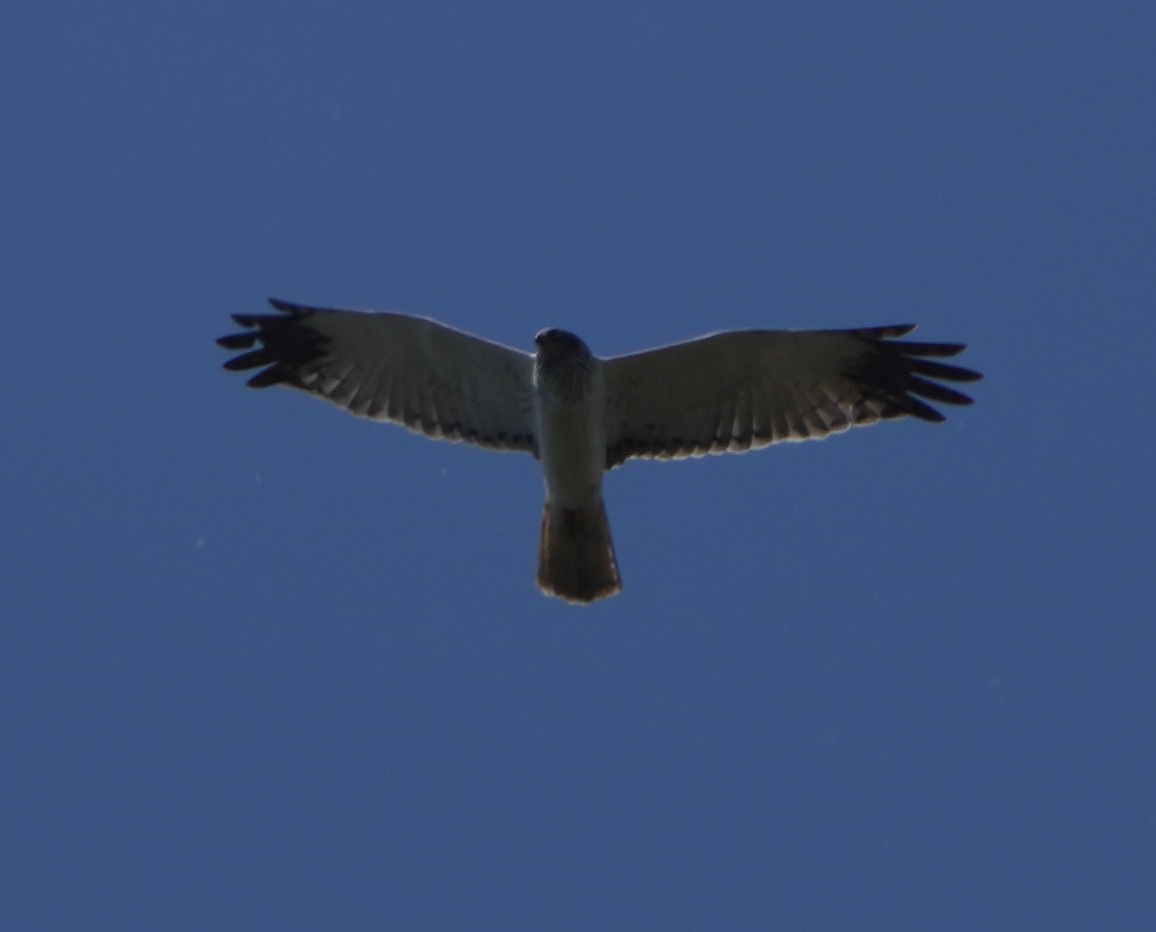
533 369 607 508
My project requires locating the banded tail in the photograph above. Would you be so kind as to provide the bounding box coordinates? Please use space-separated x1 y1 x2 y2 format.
536 498 622 604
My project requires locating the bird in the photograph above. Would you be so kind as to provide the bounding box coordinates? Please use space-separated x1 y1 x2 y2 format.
218 299 981 604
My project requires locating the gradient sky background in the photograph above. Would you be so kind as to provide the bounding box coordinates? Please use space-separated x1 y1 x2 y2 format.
3 2 1154 929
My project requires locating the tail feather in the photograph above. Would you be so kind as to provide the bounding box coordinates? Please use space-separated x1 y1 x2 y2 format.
536 498 622 604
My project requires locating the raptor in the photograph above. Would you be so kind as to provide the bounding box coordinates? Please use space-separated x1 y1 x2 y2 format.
219 299 981 604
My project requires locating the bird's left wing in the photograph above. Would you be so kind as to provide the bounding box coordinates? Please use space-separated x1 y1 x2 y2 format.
219 299 537 453
603 325 981 468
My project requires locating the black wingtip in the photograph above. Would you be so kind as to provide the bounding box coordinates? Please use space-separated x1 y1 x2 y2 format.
268 297 309 314
245 367 291 388
846 325 981 423
216 331 259 350
852 324 917 340
904 357 984 383
222 349 275 371
218 300 330 388
904 375 976 407
902 396 948 422
891 340 970 359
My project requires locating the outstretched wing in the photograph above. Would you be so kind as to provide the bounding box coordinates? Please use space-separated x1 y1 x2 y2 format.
219 299 537 453
603 325 981 468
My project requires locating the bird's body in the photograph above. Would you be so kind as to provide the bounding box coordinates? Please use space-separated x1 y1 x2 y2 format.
219 299 981 604
532 329 620 602
533 330 607 510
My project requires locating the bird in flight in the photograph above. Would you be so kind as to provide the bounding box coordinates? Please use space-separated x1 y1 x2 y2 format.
219 299 981 604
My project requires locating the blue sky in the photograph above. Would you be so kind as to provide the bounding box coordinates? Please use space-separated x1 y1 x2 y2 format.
2 2 1154 929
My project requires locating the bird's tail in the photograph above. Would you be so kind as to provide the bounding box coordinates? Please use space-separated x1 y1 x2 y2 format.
536 497 622 604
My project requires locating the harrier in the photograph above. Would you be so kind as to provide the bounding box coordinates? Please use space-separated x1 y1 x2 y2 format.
219 300 981 604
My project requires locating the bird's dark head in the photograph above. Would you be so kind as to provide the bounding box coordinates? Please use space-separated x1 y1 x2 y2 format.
533 329 594 401
534 328 592 361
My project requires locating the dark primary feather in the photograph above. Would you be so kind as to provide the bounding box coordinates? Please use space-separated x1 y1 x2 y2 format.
216 331 260 350
846 328 981 424
218 301 330 388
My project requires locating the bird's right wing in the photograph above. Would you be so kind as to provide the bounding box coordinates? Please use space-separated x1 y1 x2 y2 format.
218 299 537 453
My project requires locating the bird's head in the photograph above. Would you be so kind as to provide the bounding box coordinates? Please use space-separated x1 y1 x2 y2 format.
533 329 594 401
534 328 592 361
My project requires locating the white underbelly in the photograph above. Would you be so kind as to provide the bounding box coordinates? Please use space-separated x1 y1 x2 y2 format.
535 397 606 508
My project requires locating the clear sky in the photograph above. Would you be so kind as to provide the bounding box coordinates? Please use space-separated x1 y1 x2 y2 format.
2 2 1154 929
